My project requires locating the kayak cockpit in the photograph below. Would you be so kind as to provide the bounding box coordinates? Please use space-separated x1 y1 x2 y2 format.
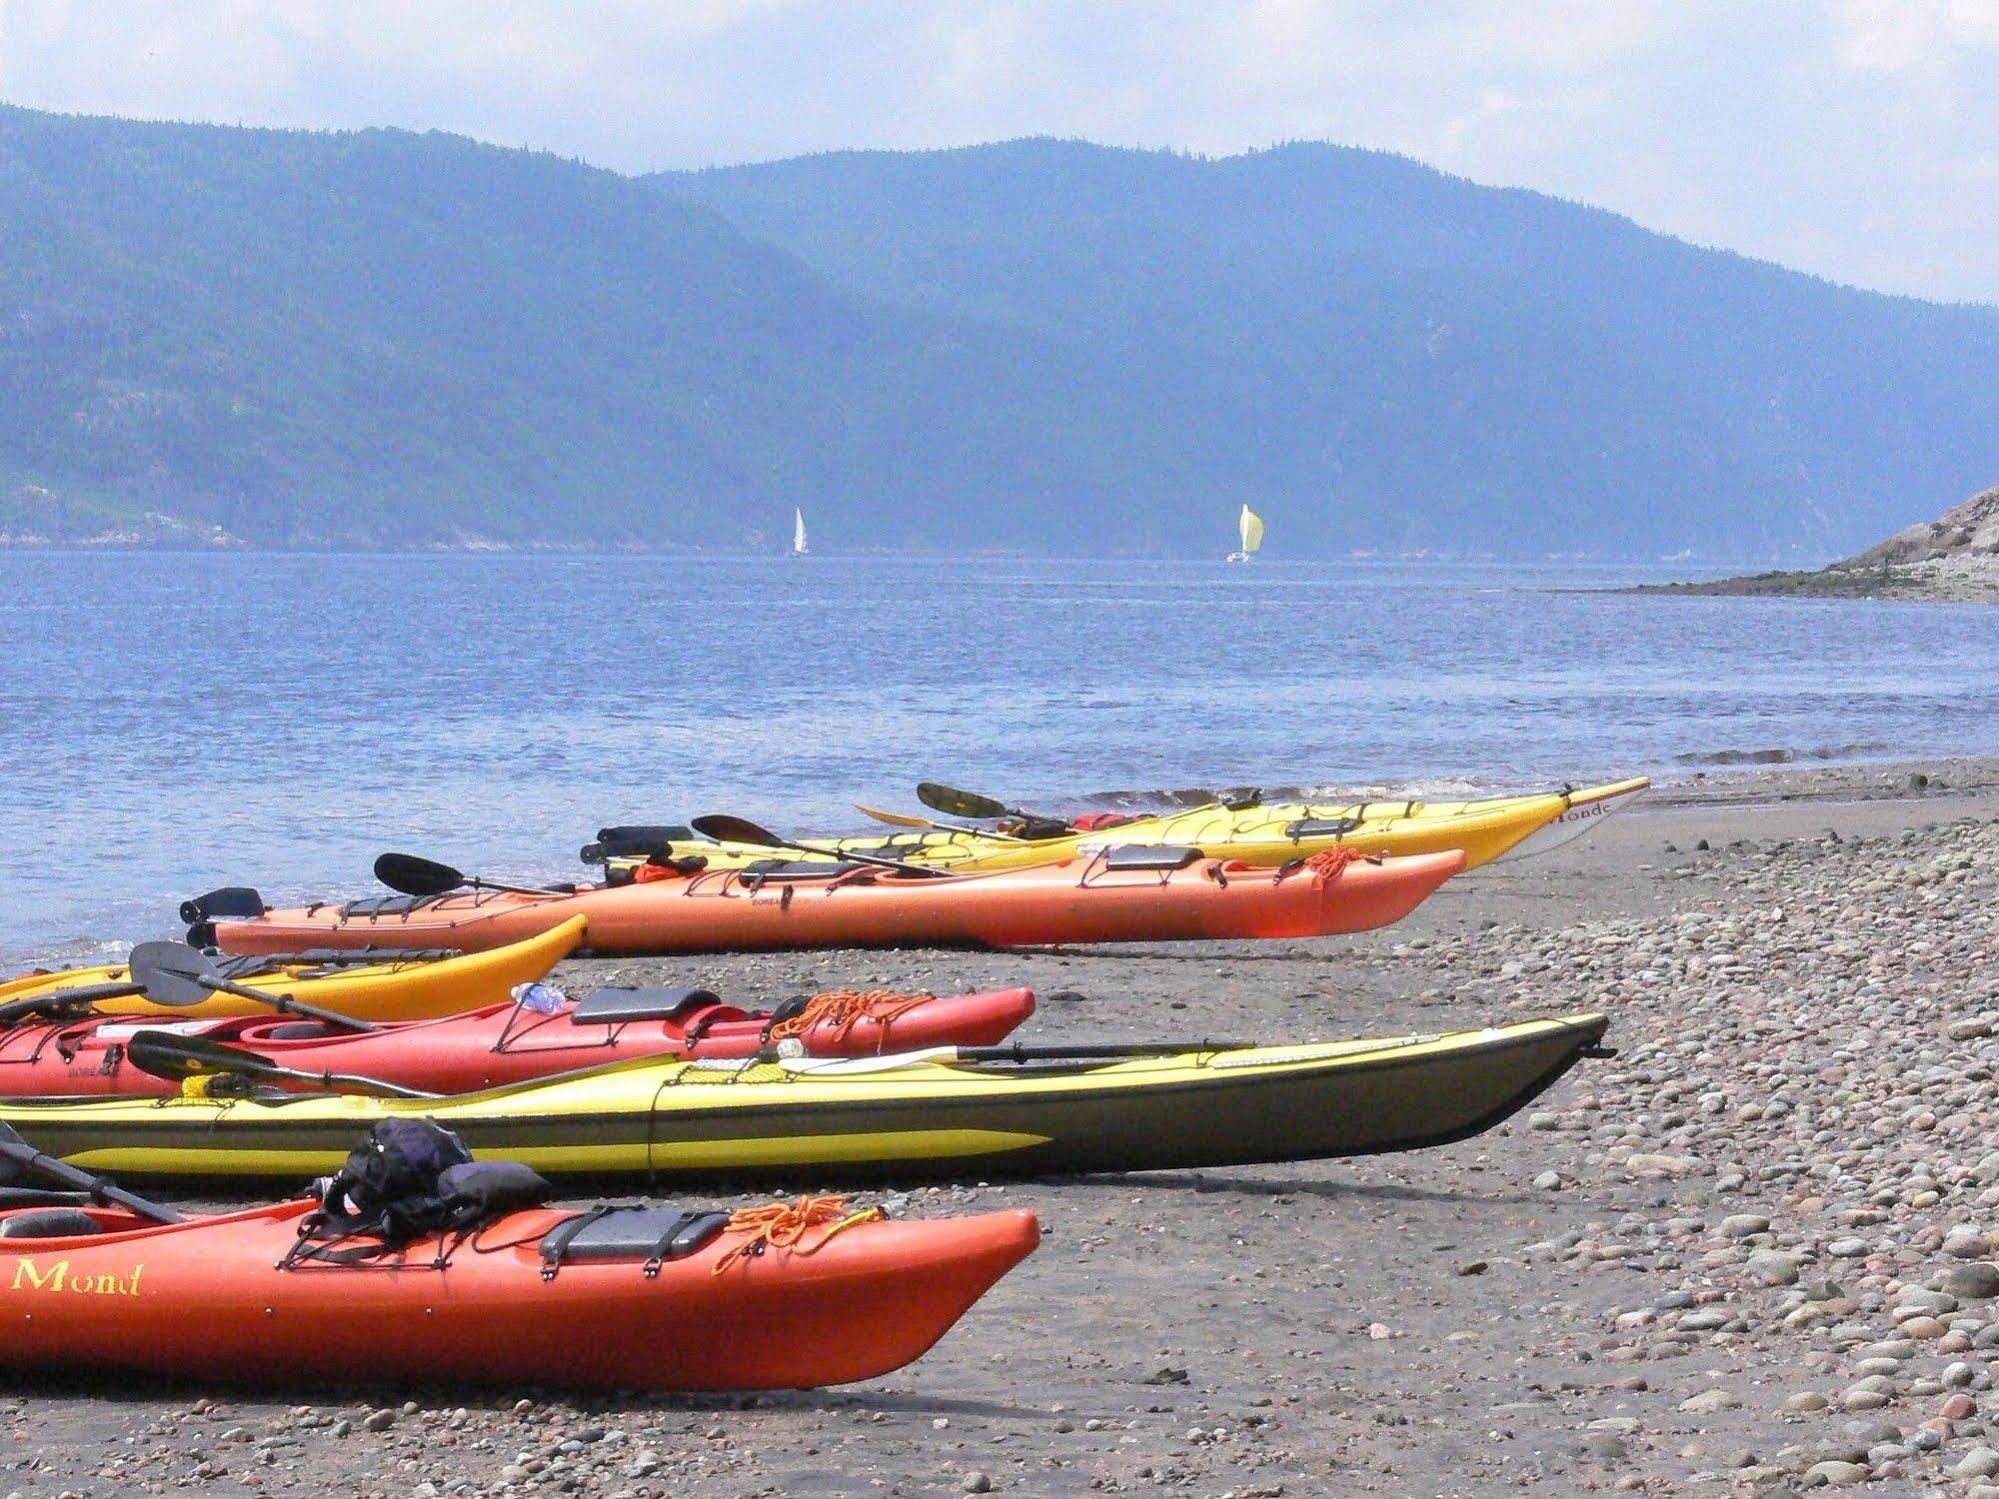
0 1205 154 1240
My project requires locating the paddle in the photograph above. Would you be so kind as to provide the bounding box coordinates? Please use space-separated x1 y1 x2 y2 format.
920 780 1265 828
967 1040 1251 1059
0 1122 180 1225
373 852 569 900
778 1038 1258 1075
851 804 1028 840
915 782 1038 822
688 816 949 878
124 1031 440 1100
0 978 146 1028
129 941 377 1034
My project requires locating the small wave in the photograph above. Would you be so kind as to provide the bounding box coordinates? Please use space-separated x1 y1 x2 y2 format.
1675 740 1892 768
0 934 136 976
1675 747 1797 766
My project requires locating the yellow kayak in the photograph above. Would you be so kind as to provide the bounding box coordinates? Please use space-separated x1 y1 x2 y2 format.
0 917 586 1022
5 1013 1609 1181
600 777 1650 877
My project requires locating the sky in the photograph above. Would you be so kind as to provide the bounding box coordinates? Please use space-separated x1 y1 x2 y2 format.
3 0 1996 303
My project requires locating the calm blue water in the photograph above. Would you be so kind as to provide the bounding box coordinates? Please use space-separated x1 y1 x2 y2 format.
3 552 1997 965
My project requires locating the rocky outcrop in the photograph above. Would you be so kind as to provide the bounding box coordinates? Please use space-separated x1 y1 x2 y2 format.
1641 484 1999 601
1845 484 1999 569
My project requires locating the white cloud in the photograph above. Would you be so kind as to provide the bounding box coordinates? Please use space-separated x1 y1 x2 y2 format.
1835 0 1999 71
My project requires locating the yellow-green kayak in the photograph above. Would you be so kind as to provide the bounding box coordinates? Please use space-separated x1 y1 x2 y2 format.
0 1014 1609 1182
600 778 1650 876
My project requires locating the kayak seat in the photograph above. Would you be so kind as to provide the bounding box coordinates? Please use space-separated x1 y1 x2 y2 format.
1098 844 1203 872
570 987 722 1026
339 894 443 920
265 1022 330 1040
0 1208 104 1240
1284 816 1365 841
539 1206 731 1280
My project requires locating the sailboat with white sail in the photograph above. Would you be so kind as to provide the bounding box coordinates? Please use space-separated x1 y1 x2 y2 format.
791 507 808 557
1226 504 1264 563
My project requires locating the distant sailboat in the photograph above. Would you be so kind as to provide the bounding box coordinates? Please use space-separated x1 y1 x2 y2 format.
1226 504 1264 563
791 507 808 557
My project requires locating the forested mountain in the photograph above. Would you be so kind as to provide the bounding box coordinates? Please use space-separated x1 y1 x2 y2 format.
655 141 1999 559
5 105 1996 557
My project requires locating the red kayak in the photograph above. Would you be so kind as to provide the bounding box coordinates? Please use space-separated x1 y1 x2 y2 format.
0 983 1036 1098
0 1195 1039 1391
197 846 1467 957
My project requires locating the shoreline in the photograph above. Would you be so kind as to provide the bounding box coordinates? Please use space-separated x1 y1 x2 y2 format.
3 758 1998 1493
7 753 1999 972
1622 566 1999 606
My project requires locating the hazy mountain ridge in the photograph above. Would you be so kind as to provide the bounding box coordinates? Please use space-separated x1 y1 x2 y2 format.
0 106 1132 552
4 106 1997 557
654 140 1999 559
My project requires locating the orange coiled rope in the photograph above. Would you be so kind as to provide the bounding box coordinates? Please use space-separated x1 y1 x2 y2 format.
1304 848 1359 879
765 989 932 1048
712 1195 885 1276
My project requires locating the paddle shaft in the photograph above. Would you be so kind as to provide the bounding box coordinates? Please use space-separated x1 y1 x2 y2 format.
126 1032 439 1100
850 804 1029 841
273 1064 438 1099
0 1140 179 1224
0 980 143 1026
460 875 557 897
759 835 943 878
689 817 947 878
959 1041 1254 1061
374 852 564 899
185 971 378 1034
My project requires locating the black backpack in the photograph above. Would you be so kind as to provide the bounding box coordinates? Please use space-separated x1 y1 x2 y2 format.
285 1120 552 1266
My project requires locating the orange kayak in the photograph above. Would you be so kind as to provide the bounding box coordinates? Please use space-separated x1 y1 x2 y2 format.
201 847 1467 957
0 1196 1038 1391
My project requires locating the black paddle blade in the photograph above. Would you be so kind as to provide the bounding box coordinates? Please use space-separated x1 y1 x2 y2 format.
178 886 267 926
0 990 100 1028
128 941 226 1008
125 1030 279 1083
916 783 1012 820
374 851 468 897
688 814 781 847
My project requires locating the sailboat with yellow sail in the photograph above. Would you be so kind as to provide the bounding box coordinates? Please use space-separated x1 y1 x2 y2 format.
1226 504 1264 563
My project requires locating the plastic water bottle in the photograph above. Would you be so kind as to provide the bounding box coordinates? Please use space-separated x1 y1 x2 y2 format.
511 982 568 1015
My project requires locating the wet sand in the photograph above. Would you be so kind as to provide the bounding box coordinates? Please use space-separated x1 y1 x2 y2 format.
4 758 1997 1497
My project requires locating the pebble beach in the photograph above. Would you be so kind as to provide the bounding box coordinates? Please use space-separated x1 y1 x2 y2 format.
5 758 1998 1497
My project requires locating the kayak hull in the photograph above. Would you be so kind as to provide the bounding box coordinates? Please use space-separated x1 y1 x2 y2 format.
0 1014 1607 1182
0 1200 1038 1391
209 851 1466 958
0 986 1036 1098
0 919 587 1022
